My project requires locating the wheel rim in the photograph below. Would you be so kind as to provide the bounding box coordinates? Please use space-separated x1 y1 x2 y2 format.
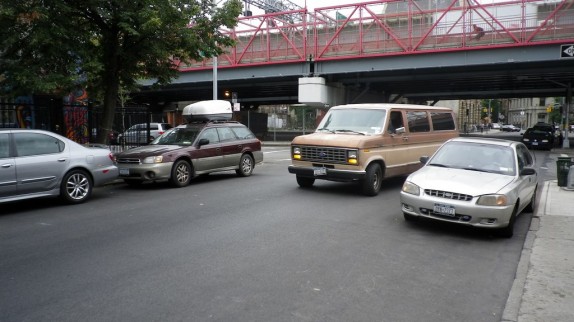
176 163 190 183
372 169 381 189
66 173 89 200
241 157 253 174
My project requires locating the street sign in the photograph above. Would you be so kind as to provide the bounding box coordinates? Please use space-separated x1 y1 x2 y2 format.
561 44 574 58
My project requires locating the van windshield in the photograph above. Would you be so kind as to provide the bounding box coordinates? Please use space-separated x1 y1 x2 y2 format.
316 109 386 135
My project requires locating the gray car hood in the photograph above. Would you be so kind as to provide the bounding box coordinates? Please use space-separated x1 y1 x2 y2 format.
408 166 514 196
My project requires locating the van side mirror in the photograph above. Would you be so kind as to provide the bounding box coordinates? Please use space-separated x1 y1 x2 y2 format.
198 138 209 147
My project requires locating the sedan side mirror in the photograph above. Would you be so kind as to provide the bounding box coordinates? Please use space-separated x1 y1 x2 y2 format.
420 156 429 164
520 167 536 176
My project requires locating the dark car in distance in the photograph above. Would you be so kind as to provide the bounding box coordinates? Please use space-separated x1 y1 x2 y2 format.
522 123 555 150
114 120 263 187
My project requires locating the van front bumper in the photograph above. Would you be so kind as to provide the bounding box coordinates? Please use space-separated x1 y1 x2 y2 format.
288 165 366 182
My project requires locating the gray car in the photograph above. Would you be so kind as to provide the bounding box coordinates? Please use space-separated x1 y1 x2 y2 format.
0 129 119 204
117 122 173 144
400 137 537 238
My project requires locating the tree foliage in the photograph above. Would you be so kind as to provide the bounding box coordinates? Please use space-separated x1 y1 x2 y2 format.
0 0 242 142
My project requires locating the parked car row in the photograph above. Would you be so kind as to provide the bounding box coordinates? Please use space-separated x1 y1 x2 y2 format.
0 101 263 205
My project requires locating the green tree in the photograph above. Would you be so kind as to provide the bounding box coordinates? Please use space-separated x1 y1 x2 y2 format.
0 0 242 143
480 99 502 123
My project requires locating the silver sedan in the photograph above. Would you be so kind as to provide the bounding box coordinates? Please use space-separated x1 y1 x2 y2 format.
0 129 119 204
400 137 537 238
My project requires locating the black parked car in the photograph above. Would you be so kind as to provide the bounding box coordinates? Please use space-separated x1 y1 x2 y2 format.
521 123 555 150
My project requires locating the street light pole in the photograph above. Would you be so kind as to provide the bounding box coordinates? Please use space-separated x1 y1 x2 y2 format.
212 0 218 100
563 83 571 148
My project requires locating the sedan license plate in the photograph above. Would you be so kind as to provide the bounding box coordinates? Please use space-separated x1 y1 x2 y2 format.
313 167 327 176
532 142 538 146
434 203 456 217
119 168 130 176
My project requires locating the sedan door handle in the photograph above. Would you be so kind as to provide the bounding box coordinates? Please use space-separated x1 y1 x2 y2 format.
57 158 67 162
1 163 13 168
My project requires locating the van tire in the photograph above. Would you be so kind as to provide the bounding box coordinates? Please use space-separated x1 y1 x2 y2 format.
361 163 383 196
296 176 315 188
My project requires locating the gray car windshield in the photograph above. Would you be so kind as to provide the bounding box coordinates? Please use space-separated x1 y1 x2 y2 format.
316 108 386 135
429 141 516 176
151 128 200 145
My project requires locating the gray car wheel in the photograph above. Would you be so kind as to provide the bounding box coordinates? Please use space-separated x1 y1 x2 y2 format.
170 160 191 188
60 169 92 204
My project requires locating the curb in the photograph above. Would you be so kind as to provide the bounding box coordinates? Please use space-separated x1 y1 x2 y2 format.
501 180 549 321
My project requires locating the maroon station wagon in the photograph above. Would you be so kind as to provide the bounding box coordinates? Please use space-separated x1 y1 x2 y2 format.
114 100 263 187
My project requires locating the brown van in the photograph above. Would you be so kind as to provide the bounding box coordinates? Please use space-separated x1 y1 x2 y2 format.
288 103 458 196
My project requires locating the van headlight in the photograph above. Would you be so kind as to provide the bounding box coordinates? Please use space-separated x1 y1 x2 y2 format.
292 146 301 160
142 156 163 164
402 181 420 196
477 194 508 206
347 149 358 165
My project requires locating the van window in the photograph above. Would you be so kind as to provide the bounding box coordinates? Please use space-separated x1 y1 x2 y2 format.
407 111 430 132
430 112 456 131
388 111 404 133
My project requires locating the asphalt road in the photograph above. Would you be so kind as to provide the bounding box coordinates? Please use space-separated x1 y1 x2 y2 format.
0 142 556 322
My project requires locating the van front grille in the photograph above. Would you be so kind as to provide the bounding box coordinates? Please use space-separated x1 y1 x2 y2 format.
300 146 348 164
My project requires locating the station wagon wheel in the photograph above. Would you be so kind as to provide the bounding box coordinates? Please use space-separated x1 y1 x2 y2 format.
361 163 383 196
170 160 191 188
236 154 254 177
296 175 315 188
60 169 92 204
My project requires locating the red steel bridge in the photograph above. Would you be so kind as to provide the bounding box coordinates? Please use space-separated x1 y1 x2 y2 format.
138 0 574 106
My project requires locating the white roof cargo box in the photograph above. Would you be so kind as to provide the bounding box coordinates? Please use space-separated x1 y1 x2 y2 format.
182 100 232 122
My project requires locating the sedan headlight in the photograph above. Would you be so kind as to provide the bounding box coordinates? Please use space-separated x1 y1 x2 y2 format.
402 181 420 196
142 156 163 164
476 194 508 206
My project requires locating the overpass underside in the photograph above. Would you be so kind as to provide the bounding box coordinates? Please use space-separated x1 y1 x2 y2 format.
135 0 574 108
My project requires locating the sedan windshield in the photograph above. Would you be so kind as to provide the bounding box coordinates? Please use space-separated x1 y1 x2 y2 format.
429 141 516 175
316 108 386 135
151 128 200 145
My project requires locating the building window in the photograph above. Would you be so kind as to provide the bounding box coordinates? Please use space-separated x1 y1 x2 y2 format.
539 98 546 106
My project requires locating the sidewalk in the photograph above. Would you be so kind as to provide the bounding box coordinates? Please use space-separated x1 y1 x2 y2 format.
502 153 574 321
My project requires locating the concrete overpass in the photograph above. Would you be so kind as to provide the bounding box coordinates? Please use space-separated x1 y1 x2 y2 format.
133 0 574 108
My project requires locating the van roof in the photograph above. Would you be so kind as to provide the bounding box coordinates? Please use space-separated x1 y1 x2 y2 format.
328 103 453 111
